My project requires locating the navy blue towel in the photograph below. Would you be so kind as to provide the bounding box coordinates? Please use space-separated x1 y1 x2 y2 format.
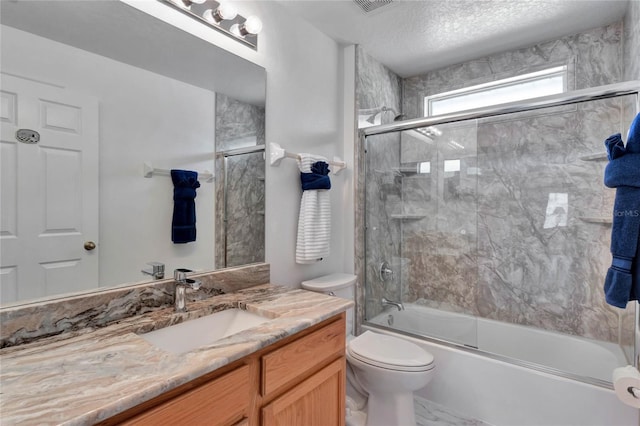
603 113 640 308
171 170 200 244
301 161 331 191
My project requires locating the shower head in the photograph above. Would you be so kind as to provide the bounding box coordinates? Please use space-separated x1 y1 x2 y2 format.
365 112 379 124
365 106 404 124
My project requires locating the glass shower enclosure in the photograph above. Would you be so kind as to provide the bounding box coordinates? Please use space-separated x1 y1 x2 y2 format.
215 146 265 268
361 81 639 386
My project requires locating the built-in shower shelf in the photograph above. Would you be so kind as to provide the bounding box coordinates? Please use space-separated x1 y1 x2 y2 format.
578 216 612 225
392 166 419 174
578 152 608 161
391 214 427 220
256 176 265 181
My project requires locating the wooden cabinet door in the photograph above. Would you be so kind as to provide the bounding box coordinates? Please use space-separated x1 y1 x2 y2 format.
262 358 345 426
121 364 250 426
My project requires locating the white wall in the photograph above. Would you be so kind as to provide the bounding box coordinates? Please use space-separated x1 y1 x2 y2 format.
254 2 351 287
1 25 216 287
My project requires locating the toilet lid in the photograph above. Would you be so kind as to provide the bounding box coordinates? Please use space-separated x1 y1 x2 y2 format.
348 331 434 372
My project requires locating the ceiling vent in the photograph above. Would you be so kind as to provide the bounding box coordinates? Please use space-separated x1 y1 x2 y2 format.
353 0 394 14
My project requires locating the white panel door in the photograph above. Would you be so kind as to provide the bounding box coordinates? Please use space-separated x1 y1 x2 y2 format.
0 75 99 304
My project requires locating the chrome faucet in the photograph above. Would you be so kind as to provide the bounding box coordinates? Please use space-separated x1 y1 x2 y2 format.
142 262 165 279
381 297 405 311
174 268 202 313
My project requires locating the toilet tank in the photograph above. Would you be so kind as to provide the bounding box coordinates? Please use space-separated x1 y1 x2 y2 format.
301 273 357 335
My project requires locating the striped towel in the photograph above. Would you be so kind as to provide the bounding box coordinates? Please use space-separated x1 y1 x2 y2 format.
296 153 331 264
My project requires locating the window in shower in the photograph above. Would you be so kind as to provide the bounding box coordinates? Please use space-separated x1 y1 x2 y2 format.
424 66 567 116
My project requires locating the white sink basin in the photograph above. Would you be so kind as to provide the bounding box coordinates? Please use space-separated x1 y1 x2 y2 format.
140 309 270 354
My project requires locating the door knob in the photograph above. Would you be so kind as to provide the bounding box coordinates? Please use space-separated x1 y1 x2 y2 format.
84 241 96 251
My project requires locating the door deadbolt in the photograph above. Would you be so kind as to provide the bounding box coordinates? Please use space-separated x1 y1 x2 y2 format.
16 129 40 144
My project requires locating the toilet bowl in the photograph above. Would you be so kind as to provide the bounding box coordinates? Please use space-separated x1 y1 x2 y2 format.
347 331 434 426
301 273 435 426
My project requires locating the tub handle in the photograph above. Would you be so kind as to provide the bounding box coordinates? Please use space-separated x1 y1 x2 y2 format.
380 262 394 282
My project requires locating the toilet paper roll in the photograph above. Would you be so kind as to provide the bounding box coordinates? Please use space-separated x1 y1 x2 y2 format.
612 365 640 408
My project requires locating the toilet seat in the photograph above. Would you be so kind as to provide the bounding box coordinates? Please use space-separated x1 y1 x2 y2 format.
348 331 434 372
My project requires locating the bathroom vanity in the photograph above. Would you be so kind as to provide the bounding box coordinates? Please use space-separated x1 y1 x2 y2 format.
104 314 346 425
0 278 352 425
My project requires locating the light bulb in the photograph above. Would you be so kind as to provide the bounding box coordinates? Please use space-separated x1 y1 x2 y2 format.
243 16 262 35
203 9 216 23
216 3 238 20
204 3 237 23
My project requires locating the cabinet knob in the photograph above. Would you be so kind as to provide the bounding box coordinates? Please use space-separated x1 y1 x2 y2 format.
84 241 96 251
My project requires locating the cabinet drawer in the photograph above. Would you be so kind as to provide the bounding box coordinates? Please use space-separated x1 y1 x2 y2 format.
261 316 345 398
122 364 250 426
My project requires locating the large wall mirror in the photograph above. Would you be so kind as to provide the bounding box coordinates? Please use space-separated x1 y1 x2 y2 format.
0 0 266 306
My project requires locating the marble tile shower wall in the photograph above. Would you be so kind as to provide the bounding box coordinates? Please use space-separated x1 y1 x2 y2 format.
355 47 404 319
390 21 635 344
396 98 635 344
402 23 624 119
623 0 640 81
214 93 265 268
398 122 479 316
223 152 265 267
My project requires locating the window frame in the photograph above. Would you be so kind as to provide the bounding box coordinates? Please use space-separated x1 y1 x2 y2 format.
423 65 568 117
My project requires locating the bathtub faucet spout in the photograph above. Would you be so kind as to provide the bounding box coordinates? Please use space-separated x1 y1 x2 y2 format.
381 297 405 311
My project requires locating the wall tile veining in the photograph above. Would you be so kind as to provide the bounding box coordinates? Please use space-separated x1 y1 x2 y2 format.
356 21 637 347
355 47 404 322
402 23 624 119
623 0 640 81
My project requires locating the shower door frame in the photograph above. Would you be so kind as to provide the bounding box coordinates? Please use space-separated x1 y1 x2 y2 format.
356 80 640 389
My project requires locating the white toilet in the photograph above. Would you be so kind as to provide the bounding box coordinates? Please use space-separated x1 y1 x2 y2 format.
301 273 435 426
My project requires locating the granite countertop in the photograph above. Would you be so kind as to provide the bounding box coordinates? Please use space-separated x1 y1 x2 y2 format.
0 284 353 425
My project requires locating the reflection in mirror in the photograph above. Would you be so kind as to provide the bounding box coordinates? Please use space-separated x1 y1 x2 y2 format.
0 1 266 306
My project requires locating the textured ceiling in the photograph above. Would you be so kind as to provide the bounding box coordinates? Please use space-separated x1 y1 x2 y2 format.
278 0 630 77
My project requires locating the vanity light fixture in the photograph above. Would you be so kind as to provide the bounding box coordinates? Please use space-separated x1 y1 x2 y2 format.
161 0 261 50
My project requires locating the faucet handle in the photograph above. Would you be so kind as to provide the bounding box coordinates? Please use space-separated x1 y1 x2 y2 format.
174 268 193 282
142 262 165 279
186 278 202 290
148 262 164 273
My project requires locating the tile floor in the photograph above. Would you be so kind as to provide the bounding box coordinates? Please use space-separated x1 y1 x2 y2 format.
415 396 493 426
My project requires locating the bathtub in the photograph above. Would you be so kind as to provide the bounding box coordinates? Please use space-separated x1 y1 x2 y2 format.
368 304 628 383
363 316 640 426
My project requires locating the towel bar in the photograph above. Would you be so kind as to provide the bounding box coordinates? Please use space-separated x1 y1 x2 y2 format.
143 162 214 183
269 143 347 175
